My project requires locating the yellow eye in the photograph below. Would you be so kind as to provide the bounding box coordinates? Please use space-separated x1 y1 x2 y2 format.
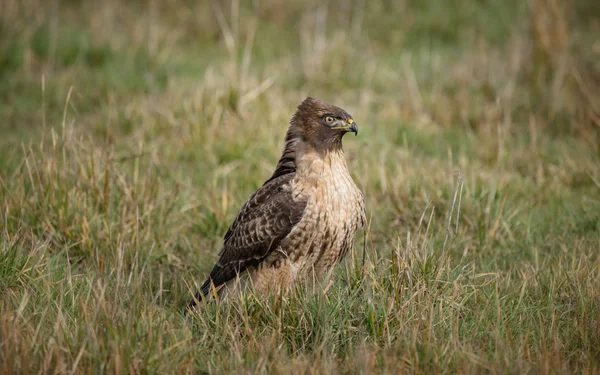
325 116 334 124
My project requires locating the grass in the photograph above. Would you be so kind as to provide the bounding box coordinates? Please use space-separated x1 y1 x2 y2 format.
1 0 599 373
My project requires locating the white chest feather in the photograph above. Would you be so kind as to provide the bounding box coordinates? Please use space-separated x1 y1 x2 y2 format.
290 149 366 274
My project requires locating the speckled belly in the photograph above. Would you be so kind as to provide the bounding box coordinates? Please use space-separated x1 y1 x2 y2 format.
285 173 365 281
234 190 363 296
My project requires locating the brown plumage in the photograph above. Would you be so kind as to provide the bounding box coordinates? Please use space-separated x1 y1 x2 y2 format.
189 97 366 309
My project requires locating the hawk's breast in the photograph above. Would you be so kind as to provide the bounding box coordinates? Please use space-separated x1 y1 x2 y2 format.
284 149 366 279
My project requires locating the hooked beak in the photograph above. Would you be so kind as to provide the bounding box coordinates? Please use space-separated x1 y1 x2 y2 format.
348 120 358 136
332 119 359 136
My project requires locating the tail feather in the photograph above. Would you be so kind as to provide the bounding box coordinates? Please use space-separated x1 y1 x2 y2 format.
186 279 213 312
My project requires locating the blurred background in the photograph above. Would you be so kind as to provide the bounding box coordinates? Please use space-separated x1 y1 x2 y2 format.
2 0 599 138
0 0 599 372
1 0 598 258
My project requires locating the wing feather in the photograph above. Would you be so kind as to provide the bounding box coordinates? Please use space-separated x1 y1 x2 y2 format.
195 173 305 301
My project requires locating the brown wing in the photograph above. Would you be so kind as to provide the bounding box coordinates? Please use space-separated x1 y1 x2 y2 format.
193 173 306 302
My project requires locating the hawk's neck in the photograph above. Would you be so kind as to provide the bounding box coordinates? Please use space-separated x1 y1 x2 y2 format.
268 127 346 183
294 146 348 179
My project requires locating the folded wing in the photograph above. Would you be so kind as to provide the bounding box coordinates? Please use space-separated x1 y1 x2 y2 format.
192 173 306 304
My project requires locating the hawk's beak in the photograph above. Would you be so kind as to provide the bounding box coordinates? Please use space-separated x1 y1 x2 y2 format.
333 119 359 136
348 120 358 136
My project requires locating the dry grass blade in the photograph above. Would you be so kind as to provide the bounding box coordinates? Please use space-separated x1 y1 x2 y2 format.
0 0 599 373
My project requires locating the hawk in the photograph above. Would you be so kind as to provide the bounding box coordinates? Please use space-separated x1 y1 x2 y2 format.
189 97 366 309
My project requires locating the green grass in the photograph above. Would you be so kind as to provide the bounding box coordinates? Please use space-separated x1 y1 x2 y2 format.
1 0 599 373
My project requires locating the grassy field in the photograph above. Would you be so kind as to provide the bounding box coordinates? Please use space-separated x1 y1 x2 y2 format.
1 0 599 373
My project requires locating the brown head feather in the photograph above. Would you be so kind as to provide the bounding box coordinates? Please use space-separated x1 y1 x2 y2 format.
269 97 356 181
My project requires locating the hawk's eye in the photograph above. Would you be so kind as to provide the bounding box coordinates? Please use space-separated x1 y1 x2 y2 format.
323 116 335 125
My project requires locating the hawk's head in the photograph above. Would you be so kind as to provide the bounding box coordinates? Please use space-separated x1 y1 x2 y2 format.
290 97 358 151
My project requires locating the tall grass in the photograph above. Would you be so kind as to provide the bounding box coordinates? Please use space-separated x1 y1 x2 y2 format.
1 0 599 373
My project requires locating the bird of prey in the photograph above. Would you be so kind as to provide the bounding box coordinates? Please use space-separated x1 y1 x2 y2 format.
189 97 366 309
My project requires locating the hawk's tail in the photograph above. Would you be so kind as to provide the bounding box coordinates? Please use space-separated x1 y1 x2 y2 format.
186 279 214 313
